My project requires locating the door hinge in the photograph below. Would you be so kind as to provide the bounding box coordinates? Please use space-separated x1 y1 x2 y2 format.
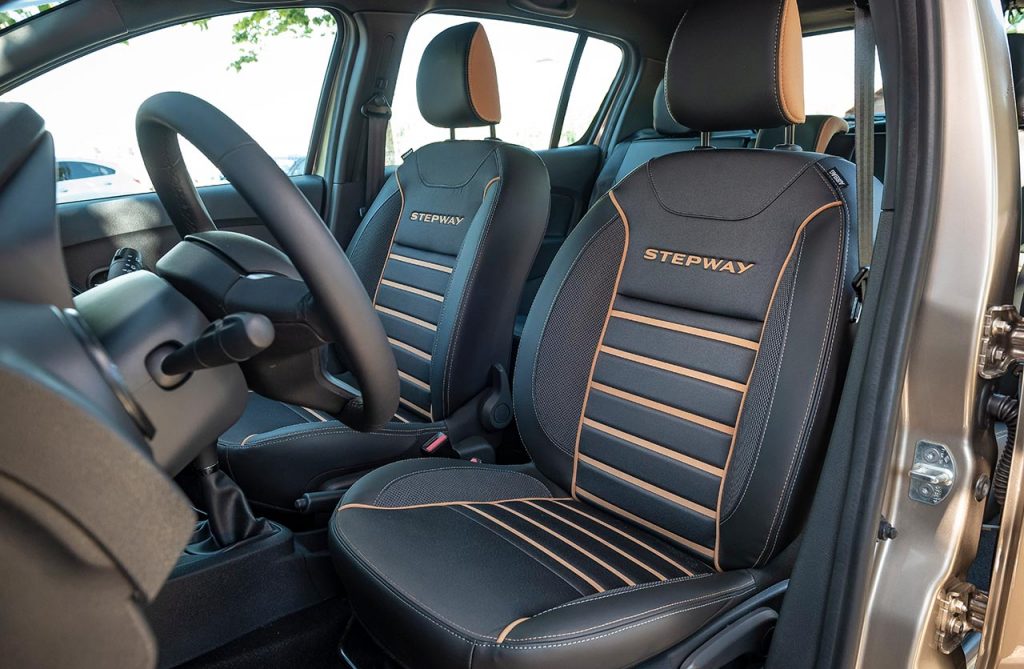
935 580 988 654
979 305 1024 379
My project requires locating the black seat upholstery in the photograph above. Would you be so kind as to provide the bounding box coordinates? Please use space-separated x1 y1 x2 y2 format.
330 1 860 666
218 22 550 509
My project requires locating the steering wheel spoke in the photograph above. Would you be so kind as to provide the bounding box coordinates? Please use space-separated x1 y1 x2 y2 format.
139 92 399 431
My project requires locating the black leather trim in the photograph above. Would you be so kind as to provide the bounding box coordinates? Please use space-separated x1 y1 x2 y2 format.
665 0 802 131
416 22 500 128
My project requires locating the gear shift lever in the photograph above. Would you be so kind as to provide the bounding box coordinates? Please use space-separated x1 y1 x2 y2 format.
193 445 270 547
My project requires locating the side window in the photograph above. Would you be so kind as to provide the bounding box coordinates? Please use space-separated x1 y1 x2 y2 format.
802 30 883 118
1 9 338 204
557 38 622 146
387 14 622 164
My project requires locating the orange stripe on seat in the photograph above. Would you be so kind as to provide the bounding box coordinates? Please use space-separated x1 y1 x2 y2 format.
599 345 746 392
548 497 692 569
575 489 714 559
389 253 453 274
590 382 734 435
375 305 438 332
398 370 430 391
338 496 571 512
398 396 432 419
609 310 759 351
579 455 716 519
388 337 431 361
463 505 605 592
523 500 667 580
380 278 445 302
582 418 724 477
496 503 635 586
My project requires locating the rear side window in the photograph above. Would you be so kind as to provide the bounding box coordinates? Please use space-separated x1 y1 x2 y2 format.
387 14 622 163
802 30 883 118
1 8 338 204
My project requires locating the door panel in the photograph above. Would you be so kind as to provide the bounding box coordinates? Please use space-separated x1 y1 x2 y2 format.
60 175 325 292
517 144 603 332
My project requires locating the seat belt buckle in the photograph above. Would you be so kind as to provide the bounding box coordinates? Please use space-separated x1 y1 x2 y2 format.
421 431 455 458
851 265 870 323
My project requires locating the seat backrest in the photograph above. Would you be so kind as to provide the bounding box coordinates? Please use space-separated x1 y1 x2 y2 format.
590 80 750 207
345 23 549 423
754 114 850 152
514 0 858 571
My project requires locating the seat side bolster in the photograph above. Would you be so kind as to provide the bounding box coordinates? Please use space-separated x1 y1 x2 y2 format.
431 143 550 416
717 159 858 570
475 571 759 668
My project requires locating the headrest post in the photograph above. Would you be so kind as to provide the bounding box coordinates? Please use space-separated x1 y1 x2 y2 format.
697 131 713 149
450 128 456 141
489 125 496 139
784 124 797 145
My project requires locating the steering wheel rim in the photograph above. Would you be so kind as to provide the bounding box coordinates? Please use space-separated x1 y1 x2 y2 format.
135 91 399 431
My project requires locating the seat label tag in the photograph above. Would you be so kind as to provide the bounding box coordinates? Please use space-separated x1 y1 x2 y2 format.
643 247 755 275
826 168 849 188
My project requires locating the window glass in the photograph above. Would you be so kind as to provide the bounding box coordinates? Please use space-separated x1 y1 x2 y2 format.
558 38 621 146
1 8 337 203
387 14 621 162
803 30 883 118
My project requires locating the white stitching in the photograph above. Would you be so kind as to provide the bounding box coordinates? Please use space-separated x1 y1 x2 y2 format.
506 577 755 642
529 573 714 617
756 166 850 564
516 213 620 460
720 235 805 525
442 157 503 416
371 467 551 506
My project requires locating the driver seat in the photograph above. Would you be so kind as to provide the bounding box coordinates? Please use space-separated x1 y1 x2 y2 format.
218 22 550 509
330 1 859 667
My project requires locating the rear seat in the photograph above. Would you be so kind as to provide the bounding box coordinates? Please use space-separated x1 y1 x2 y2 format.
589 80 750 205
755 116 849 152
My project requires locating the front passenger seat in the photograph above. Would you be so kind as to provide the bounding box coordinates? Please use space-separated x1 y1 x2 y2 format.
218 22 550 510
330 1 859 667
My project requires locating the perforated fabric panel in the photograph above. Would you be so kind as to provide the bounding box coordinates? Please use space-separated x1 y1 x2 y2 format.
373 467 553 507
720 249 799 519
347 183 404 293
532 219 626 455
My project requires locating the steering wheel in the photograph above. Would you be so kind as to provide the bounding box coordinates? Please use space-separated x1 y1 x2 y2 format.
135 92 399 432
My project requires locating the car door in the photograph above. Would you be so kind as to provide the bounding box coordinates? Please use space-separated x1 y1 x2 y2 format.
0 8 341 293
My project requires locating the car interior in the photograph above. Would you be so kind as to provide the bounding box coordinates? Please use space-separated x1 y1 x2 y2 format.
1 0 1022 667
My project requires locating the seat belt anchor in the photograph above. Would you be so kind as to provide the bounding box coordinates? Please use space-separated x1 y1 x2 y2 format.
851 265 870 323
361 93 392 120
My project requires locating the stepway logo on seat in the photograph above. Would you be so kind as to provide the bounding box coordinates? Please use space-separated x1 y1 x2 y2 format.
643 248 754 274
410 211 464 226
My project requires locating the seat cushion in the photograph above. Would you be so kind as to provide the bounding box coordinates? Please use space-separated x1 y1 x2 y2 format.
219 394 443 509
331 459 761 669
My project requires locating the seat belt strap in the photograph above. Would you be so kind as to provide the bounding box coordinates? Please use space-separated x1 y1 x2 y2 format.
852 0 875 322
361 93 391 218
359 35 397 218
